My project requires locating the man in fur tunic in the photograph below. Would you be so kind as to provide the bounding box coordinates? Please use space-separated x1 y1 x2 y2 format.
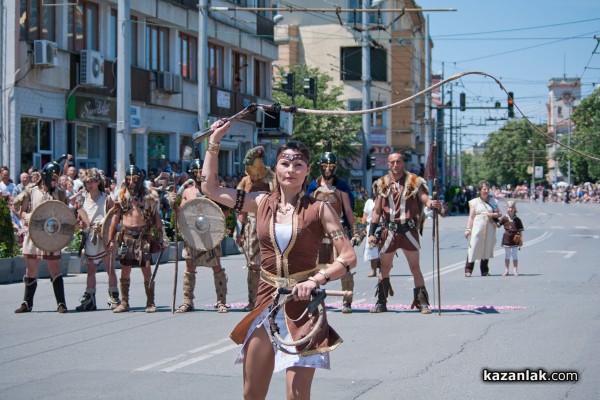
106 155 163 313
367 152 442 314
13 155 70 313
235 146 273 311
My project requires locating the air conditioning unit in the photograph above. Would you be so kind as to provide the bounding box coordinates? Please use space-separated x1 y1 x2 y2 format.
171 74 183 94
80 50 105 86
33 40 58 67
156 71 174 92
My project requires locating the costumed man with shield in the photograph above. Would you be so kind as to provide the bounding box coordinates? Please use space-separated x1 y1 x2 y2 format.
74 168 120 311
307 145 362 313
13 155 74 313
106 155 164 313
235 146 273 311
175 156 230 313
368 152 443 314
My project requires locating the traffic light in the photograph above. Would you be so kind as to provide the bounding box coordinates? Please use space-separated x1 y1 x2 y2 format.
303 77 316 96
459 92 466 112
507 92 515 118
367 150 376 170
281 72 294 92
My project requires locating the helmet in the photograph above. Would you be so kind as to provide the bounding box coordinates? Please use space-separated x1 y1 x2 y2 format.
319 140 337 178
125 153 144 194
41 154 67 189
188 148 203 181
244 146 268 180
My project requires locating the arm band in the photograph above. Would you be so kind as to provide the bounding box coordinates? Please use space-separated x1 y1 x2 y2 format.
234 189 246 212
336 257 351 273
317 270 330 283
369 223 378 236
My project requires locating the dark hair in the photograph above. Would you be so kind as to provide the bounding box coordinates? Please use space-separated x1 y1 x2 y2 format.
275 141 310 165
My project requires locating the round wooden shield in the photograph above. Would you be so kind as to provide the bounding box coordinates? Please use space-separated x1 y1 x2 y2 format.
101 206 117 247
29 200 76 252
177 197 225 252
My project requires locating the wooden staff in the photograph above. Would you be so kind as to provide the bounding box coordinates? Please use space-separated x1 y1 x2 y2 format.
171 202 179 314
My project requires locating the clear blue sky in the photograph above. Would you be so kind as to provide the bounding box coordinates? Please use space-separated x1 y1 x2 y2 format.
417 0 600 147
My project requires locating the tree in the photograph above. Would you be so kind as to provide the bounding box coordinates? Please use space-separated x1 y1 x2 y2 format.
462 119 547 187
272 65 362 180
554 87 600 183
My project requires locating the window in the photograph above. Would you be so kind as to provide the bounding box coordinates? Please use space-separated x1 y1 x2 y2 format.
340 46 387 82
148 133 171 172
146 23 169 71
208 43 224 86
179 32 197 80
20 0 56 41
347 0 379 24
68 1 99 51
348 99 385 127
20 117 54 172
232 52 248 93
254 59 268 98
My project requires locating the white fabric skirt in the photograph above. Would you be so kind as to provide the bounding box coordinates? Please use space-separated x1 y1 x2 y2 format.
234 308 330 372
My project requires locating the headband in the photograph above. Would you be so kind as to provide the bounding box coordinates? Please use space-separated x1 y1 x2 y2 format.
277 152 309 164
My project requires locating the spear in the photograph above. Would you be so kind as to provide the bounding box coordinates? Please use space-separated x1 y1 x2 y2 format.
424 140 441 315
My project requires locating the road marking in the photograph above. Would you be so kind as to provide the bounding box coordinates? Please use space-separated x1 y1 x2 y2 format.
133 338 233 372
159 343 240 372
547 250 577 258
570 234 599 239
412 231 553 282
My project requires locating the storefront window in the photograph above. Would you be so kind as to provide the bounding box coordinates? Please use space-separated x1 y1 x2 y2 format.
20 117 53 172
148 132 171 173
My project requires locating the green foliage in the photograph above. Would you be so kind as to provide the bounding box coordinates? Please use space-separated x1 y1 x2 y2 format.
225 212 236 237
273 65 362 181
555 87 600 183
66 230 82 253
0 201 19 258
353 197 364 220
462 119 547 187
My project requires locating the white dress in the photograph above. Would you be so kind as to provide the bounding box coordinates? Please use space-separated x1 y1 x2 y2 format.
467 197 498 262
362 198 379 261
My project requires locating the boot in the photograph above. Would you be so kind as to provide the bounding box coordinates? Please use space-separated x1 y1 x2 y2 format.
144 281 156 313
76 289 97 312
411 287 432 314
481 259 490 276
107 288 120 310
113 279 130 313
15 276 37 313
370 277 391 313
242 268 260 312
176 272 196 313
213 269 229 313
465 259 474 277
52 275 68 313
341 273 354 314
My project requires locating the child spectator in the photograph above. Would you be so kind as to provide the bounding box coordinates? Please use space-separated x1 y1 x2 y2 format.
497 200 524 276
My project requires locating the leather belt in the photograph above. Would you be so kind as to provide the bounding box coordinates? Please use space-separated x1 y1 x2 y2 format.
260 268 317 289
385 219 415 234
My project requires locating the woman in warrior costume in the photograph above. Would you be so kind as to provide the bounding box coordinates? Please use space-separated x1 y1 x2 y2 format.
201 120 357 400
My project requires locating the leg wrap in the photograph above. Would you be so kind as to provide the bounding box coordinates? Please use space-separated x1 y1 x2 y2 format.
182 272 196 305
246 268 260 311
107 287 120 310
411 286 432 314
213 269 228 313
341 273 354 304
15 276 37 313
51 275 67 313
144 281 156 313
113 279 130 313
371 277 391 313
480 259 489 276
465 259 474 275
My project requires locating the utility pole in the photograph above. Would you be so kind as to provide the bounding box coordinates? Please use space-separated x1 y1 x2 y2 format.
116 0 131 184
448 85 454 186
198 0 209 152
425 15 433 191
362 0 373 192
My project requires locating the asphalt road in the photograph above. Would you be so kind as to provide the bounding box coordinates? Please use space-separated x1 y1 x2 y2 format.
1 199 598 399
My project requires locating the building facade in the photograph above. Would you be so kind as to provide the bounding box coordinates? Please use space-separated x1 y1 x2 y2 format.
1 0 285 180
273 0 431 185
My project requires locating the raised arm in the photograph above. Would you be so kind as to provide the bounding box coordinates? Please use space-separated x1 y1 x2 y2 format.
201 120 259 214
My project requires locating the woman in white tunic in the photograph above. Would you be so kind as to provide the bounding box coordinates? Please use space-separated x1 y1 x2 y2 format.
463 180 502 277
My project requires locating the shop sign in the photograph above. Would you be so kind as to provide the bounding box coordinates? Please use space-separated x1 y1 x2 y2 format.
67 95 116 123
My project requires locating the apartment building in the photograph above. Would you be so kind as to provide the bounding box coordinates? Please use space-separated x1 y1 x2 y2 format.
1 0 284 178
273 0 431 185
